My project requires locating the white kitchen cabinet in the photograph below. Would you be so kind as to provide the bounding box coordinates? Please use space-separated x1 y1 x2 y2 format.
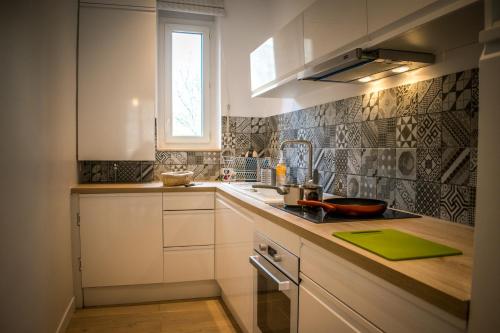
299 274 382 333
367 0 438 34
300 239 466 333
303 0 367 65
215 194 255 333
163 246 214 283
162 192 215 210
78 3 156 160
250 14 304 94
163 210 214 247
79 194 163 288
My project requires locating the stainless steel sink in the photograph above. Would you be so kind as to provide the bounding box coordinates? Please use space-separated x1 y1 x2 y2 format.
223 182 284 204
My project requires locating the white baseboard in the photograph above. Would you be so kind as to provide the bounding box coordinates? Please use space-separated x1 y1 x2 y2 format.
55 296 75 333
83 280 220 307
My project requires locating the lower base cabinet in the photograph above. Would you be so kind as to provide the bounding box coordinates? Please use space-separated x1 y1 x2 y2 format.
299 274 382 333
215 194 255 333
163 246 214 283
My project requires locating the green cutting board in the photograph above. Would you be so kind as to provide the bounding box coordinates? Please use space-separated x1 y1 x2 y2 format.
333 229 462 261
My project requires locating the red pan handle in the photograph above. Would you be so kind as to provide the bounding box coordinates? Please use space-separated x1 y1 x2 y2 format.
297 200 336 213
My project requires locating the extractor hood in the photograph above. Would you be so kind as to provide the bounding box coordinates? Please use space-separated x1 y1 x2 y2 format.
298 48 435 84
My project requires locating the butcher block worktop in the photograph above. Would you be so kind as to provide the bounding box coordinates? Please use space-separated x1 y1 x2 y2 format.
71 182 474 319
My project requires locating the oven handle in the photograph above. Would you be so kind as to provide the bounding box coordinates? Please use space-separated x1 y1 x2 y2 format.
249 255 291 291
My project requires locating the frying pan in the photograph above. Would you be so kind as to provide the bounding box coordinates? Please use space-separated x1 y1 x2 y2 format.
297 198 387 217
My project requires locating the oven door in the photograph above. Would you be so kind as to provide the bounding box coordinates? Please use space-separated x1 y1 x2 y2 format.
249 254 298 333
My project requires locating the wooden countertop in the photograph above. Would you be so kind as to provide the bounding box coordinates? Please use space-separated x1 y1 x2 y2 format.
71 182 473 319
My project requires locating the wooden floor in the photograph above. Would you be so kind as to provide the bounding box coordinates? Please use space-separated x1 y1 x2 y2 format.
66 298 241 333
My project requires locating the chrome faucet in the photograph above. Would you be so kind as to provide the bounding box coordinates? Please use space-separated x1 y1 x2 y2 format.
279 140 313 183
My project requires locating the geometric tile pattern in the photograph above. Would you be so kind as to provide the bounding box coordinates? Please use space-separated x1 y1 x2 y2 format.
395 179 416 212
378 88 397 119
440 184 470 224
396 83 418 116
417 77 442 114
442 70 473 112
361 121 378 148
441 148 470 186
360 176 377 199
346 123 361 148
361 148 378 176
376 177 396 207
417 148 441 182
396 116 418 148
441 111 470 148
396 148 417 180
377 118 396 148
347 149 362 175
416 181 441 217
417 113 441 148
362 92 379 121
378 148 396 178
347 175 361 197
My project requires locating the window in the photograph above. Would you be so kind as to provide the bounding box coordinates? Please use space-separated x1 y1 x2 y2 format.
157 18 220 150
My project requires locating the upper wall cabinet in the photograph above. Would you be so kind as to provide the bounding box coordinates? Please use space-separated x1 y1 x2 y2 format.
367 0 438 34
303 0 367 65
78 3 156 160
250 14 304 96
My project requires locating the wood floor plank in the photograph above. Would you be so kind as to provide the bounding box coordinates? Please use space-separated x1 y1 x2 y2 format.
66 298 240 333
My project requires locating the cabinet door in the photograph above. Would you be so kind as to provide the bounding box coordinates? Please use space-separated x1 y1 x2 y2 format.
299 275 382 333
163 210 214 247
79 194 163 287
163 246 214 283
78 5 156 160
81 0 156 7
215 195 254 333
367 0 438 34
303 0 367 64
250 14 304 92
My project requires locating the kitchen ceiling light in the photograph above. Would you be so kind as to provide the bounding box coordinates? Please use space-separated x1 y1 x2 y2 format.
358 76 373 83
392 65 410 73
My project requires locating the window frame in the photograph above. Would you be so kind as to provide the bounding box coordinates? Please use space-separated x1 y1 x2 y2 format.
157 17 219 151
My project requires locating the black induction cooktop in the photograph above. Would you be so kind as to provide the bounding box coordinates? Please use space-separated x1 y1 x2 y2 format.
270 203 421 224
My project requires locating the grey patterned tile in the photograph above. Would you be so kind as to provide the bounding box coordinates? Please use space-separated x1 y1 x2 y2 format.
396 148 417 180
377 177 396 207
441 148 470 186
234 133 251 150
251 117 267 134
344 96 363 123
395 179 416 212
251 133 269 156
346 123 361 148
362 92 379 121
416 181 440 217
140 162 154 182
187 164 220 181
347 149 362 175
156 151 188 165
377 148 396 178
418 77 442 114
377 118 396 148
267 116 278 132
319 171 335 192
203 152 220 165
222 132 236 149
336 149 348 174
90 161 111 183
361 121 378 148
417 148 441 182
187 152 204 165
470 110 478 147
360 176 377 199
332 173 347 196
117 161 141 183
234 117 251 133
361 148 378 176
470 148 477 187
336 124 348 148
347 175 361 197
315 148 335 172
442 70 473 112
221 116 236 133
417 113 441 148
396 83 418 116
441 111 470 148
378 88 397 119
440 184 472 225
321 102 337 126
78 161 92 183
396 116 418 148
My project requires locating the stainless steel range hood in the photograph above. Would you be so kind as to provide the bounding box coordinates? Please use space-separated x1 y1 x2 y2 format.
298 48 435 84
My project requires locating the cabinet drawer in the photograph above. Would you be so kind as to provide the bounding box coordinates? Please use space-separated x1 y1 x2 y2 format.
163 246 214 283
163 192 214 210
163 210 214 247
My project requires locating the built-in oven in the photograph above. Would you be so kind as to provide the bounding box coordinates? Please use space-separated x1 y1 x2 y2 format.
249 232 299 333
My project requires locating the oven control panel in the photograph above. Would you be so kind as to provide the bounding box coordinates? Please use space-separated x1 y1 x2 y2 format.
254 232 299 283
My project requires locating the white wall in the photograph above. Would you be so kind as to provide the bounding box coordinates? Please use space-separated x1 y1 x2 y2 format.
221 0 481 118
0 0 78 332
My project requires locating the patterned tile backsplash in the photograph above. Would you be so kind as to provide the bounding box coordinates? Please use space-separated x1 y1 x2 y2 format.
78 68 478 226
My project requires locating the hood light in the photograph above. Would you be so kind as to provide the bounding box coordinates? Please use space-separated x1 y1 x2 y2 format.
392 65 410 73
358 76 373 83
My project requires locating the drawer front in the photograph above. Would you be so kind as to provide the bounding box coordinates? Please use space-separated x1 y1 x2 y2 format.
300 239 466 333
163 192 214 210
163 210 214 247
163 246 214 283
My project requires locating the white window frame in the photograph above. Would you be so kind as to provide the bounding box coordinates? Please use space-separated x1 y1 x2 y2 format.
157 17 220 151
